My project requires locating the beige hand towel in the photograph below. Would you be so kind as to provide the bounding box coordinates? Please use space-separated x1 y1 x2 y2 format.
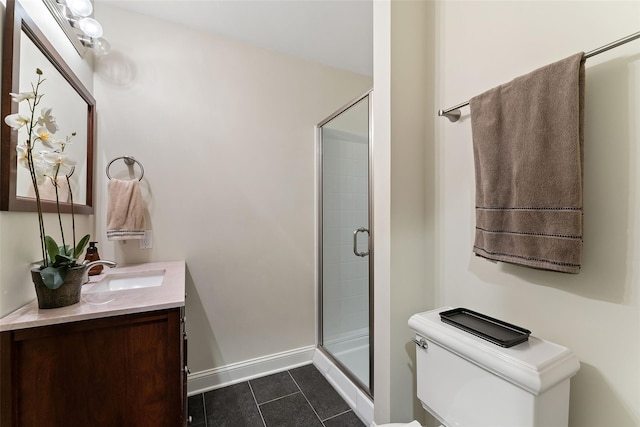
469 52 585 273
107 179 146 240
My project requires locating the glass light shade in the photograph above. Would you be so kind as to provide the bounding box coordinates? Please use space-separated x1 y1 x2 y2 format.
66 0 93 17
92 37 111 56
78 17 103 38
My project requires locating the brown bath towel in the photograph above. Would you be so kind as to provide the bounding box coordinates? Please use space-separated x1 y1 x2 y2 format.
469 52 585 273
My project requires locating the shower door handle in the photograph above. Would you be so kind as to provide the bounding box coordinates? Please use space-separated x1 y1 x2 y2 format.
353 227 370 257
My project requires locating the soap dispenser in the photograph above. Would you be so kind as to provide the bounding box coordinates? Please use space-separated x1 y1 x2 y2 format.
84 242 103 276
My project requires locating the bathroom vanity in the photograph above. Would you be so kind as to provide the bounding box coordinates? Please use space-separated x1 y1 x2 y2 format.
0 261 187 427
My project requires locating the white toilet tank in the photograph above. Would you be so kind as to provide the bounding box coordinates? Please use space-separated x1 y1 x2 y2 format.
408 308 580 427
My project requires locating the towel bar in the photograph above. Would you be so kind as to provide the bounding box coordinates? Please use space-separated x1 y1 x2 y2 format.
438 30 640 121
106 156 144 181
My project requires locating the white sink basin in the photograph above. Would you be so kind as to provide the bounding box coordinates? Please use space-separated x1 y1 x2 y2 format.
85 270 165 293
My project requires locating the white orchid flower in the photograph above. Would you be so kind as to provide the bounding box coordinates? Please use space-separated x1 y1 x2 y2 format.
4 113 30 130
16 144 29 169
31 152 53 185
34 126 54 146
42 151 77 177
37 108 59 134
48 138 71 152
9 91 35 103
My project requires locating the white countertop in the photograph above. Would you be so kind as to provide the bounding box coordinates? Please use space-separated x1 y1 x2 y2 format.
0 260 185 332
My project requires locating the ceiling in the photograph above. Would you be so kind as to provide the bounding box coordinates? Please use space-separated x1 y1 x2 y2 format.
99 0 373 76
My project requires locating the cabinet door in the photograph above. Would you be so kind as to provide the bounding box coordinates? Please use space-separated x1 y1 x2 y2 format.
181 306 188 427
0 308 183 427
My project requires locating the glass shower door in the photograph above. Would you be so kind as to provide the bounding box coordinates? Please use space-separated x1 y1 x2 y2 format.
318 93 372 395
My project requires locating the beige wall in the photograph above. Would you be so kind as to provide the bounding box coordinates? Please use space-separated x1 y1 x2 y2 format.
373 0 392 419
0 0 95 318
374 1 640 426
433 1 639 426
373 0 435 423
93 4 371 374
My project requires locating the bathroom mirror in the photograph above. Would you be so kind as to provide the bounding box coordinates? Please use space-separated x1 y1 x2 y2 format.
1 0 95 214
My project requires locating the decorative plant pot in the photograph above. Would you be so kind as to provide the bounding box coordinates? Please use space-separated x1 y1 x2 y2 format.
31 265 88 309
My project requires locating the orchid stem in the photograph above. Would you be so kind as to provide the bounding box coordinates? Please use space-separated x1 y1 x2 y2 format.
26 74 48 267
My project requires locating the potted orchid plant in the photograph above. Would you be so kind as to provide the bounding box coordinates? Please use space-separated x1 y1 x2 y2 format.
4 68 90 308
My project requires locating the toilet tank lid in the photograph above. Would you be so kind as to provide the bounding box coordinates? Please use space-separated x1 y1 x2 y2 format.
408 307 580 395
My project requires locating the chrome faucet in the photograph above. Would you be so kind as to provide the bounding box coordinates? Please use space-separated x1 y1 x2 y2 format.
82 260 117 284
84 260 117 270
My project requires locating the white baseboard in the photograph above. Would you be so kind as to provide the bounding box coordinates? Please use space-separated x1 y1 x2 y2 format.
187 345 315 395
313 349 374 426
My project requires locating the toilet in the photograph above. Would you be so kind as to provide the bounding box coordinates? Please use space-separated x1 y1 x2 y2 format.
379 307 580 427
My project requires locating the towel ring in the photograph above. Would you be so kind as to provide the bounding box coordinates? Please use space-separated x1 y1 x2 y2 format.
106 156 144 181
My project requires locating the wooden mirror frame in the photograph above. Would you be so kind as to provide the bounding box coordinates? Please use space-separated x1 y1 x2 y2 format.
1 0 95 214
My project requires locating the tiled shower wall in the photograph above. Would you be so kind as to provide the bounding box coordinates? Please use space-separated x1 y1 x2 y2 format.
322 129 369 346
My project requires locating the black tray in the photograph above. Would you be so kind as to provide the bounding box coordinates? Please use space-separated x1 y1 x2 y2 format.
439 308 531 348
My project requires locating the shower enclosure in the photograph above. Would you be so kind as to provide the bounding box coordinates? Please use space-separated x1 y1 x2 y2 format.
317 92 372 397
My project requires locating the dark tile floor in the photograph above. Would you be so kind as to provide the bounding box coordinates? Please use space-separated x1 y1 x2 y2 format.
188 364 365 427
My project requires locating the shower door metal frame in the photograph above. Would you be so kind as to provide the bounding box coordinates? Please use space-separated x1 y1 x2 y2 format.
316 90 374 399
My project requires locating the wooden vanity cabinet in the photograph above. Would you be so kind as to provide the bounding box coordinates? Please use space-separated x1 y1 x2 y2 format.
0 307 186 427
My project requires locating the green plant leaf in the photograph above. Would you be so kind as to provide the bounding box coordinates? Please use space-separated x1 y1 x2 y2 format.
45 236 59 264
40 266 66 290
53 254 74 268
73 234 91 259
59 245 72 257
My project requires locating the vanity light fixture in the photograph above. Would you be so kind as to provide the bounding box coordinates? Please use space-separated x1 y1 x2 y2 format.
76 17 103 38
43 0 110 57
86 37 110 56
65 0 92 17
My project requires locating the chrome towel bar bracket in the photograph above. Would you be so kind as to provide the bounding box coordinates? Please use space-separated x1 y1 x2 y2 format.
106 155 144 181
438 106 464 122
